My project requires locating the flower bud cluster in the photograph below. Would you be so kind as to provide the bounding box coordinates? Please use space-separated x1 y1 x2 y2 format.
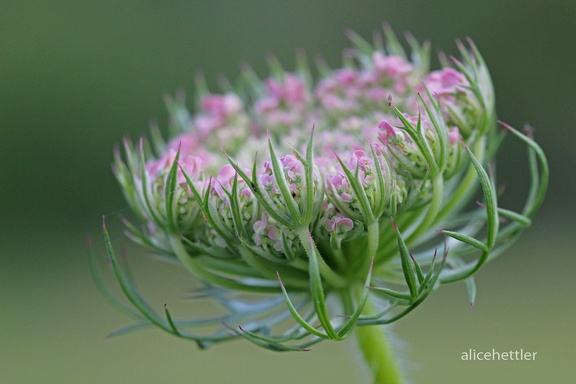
419 67 483 137
202 164 257 249
115 30 491 283
252 211 302 261
105 26 546 351
324 148 393 222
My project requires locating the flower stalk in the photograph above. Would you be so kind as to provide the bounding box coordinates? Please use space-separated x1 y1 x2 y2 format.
355 298 403 384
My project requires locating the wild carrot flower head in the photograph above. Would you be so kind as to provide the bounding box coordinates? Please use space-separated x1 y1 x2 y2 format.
100 25 547 351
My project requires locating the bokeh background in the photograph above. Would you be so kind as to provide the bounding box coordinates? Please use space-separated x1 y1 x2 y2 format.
1 1 574 383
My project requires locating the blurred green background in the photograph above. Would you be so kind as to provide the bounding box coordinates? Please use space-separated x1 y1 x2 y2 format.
1 1 574 383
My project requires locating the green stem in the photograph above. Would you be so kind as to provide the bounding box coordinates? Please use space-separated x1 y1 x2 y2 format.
436 137 485 222
355 221 380 274
406 174 444 245
295 226 347 288
331 245 348 271
355 297 403 384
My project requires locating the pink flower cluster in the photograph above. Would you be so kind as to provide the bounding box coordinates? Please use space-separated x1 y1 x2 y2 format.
421 68 468 100
253 212 281 250
128 42 473 250
194 93 244 136
255 73 310 128
316 53 417 118
252 211 301 259
145 134 206 184
325 212 354 233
